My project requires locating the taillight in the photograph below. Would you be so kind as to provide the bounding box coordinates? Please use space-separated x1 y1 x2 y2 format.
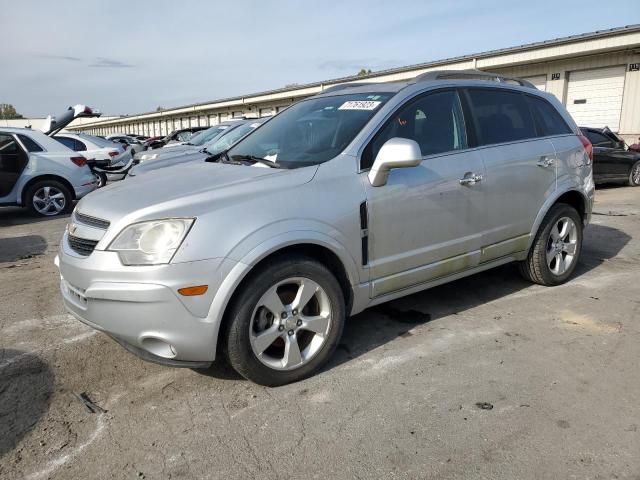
108 150 119 157
70 156 87 167
83 106 94 114
579 135 593 164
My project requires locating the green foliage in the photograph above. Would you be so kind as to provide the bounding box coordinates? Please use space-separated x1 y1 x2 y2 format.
0 103 24 119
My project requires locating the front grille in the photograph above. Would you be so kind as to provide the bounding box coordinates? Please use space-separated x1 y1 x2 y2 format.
74 212 110 229
68 234 99 256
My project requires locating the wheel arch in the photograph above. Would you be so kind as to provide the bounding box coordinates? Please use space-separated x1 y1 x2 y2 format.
527 188 589 252
20 174 77 206
210 239 358 361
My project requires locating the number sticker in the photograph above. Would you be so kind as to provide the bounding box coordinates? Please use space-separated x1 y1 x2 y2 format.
338 101 382 111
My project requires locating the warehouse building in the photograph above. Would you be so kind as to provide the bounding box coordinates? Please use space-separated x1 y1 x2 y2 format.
72 24 640 142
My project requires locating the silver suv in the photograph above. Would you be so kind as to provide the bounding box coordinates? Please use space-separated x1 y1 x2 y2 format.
56 71 595 385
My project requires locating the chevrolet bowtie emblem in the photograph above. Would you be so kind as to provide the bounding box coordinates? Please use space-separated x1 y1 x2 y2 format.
68 223 78 235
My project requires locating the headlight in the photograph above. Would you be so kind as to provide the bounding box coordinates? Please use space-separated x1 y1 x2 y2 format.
108 218 194 265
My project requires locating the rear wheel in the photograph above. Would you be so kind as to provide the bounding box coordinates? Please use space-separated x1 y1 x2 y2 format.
25 180 72 217
94 171 107 188
224 255 345 386
629 161 640 187
518 203 583 286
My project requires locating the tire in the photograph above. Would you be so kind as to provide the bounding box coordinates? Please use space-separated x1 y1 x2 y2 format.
629 161 640 187
518 203 583 286
25 180 73 217
224 254 345 386
94 171 108 188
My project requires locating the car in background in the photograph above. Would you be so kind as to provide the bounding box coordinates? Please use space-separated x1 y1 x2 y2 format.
145 127 209 150
134 121 243 162
128 118 269 177
54 132 125 161
0 127 96 216
580 127 640 186
106 134 144 155
54 132 130 187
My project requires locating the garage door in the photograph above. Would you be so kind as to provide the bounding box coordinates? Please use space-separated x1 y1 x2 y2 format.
566 66 626 131
523 75 547 92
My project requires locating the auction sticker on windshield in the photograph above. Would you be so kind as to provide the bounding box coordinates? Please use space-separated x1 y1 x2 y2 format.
338 100 381 111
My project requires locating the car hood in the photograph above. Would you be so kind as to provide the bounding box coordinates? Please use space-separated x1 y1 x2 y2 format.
74 161 318 225
132 151 207 175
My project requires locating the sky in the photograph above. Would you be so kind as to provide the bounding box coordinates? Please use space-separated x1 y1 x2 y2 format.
2 0 639 117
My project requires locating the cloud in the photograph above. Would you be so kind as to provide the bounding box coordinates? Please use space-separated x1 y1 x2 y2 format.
88 57 134 68
36 54 83 62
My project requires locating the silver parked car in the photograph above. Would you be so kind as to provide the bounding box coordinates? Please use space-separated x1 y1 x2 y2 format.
128 118 270 177
56 70 595 385
0 127 96 216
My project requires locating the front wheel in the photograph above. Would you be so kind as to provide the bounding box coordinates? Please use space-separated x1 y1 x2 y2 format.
224 255 345 386
629 161 640 187
518 203 583 286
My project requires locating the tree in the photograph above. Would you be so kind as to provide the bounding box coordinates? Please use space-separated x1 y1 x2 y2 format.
357 68 372 77
156 106 164 112
0 103 24 119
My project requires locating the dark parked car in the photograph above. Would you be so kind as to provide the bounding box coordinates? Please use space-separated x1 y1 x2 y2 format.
146 127 209 150
580 127 640 186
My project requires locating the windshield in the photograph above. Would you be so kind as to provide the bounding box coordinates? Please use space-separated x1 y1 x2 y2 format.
188 125 231 146
205 121 262 154
226 93 394 168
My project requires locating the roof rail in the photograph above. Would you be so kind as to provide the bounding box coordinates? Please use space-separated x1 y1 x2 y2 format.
320 82 374 94
412 69 536 89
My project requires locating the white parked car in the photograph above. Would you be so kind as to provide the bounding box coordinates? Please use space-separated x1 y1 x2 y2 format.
54 132 124 161
0 127 96 216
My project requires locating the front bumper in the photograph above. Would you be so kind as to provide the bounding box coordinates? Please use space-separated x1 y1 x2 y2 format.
57 234 232 363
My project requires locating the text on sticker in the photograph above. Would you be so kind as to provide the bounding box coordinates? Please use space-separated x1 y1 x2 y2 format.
338 101 382 111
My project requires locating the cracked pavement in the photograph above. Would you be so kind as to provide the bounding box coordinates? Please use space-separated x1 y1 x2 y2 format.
1 185 639 479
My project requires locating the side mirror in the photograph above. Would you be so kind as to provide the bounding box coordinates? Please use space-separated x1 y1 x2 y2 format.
368 137 422 187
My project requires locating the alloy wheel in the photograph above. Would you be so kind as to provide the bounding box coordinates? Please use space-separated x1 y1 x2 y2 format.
32 186 66 216
632 164 640 185
546 216 578 276
249 277 332 371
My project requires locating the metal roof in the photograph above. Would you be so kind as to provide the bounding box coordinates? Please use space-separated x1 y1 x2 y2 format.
83 24 640 125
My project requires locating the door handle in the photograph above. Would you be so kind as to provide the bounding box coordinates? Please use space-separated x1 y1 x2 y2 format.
537 156 555 168
459 173 483 186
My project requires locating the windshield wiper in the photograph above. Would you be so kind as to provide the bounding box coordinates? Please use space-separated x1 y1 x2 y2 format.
232 155 282 169
205 149 229 162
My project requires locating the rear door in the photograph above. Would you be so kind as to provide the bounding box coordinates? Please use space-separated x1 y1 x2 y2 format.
463 88 557 263
363 89 486 297
0 133 29 199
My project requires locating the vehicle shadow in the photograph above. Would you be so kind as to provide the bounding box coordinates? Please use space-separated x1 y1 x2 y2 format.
0 206 71 228
0 235 48 263
0 349 54 458
324 222 630 372
196 223 630 382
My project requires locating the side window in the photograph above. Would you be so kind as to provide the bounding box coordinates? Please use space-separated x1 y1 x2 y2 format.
362 90 468 169
466 89 536 146
55 136 76 150
0 133 19 154
584 131 614 148
17 134 44 152
74 139 87 151
527 96 572 136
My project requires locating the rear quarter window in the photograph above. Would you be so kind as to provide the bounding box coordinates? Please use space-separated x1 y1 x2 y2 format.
18 134 44 152
526 96 572 136
465 89 536 146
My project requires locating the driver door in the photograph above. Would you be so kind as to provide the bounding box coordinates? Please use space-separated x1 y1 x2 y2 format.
0 133 29 200
361 89 486 298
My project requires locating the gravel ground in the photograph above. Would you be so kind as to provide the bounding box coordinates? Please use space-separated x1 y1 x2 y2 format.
1 185 639 480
